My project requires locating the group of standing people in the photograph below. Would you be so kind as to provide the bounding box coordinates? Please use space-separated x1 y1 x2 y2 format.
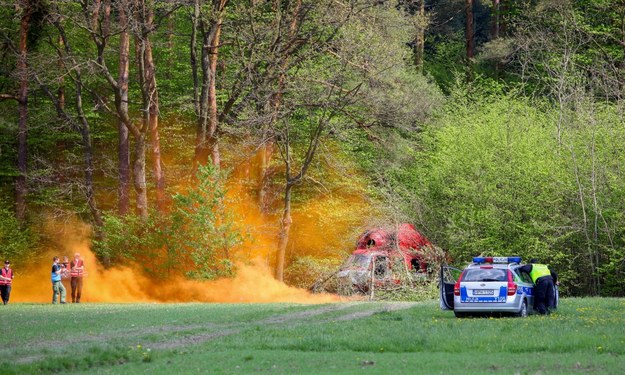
51 253 85 304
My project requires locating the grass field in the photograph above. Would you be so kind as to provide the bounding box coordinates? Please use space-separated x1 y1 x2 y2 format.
1 298 624 374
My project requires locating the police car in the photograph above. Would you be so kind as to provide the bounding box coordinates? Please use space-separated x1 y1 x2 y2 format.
440 257 558 318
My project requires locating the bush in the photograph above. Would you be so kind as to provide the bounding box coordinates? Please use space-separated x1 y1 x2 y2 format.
0 203 38 265
93 165 243 279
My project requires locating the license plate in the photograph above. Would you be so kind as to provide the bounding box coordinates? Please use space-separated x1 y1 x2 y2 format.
473 289 494 295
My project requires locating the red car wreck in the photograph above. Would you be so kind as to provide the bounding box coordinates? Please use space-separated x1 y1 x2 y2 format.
337 223 433 293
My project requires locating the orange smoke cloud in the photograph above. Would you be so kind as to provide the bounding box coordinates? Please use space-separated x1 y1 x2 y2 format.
12 233 338 304
12 145 372 304
11 187 343 304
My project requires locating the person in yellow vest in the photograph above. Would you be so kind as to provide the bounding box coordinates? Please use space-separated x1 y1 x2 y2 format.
69 252 85 303
519 258 559 314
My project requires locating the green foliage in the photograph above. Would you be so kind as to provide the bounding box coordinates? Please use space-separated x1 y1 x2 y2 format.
0 201 38 264
164 164 243 279
94 165 244 280
93 213 156 264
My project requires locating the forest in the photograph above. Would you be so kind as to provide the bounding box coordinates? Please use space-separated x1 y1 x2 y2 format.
1 0 624 298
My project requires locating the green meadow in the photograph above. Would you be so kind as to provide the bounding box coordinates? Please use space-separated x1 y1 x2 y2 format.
1 298 624 374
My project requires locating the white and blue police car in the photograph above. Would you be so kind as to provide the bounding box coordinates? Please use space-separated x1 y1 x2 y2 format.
440 257 557 318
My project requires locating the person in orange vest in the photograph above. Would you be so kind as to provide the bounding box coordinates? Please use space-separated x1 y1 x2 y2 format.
0 260 14 305
70 252 85 303
519 258 559 315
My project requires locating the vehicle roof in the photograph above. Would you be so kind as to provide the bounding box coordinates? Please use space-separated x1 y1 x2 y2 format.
464 262 520 270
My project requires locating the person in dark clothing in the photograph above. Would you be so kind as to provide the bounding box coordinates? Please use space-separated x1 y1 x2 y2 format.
518 258 558 315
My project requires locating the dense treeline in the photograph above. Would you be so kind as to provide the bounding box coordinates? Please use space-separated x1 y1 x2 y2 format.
0 0 624 296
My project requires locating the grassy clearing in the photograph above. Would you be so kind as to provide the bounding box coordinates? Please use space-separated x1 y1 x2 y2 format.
1 298 624 374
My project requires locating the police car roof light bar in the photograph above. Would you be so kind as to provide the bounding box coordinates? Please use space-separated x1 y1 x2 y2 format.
473 256 522 264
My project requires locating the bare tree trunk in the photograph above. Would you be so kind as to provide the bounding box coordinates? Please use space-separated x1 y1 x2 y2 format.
135 0 165 212
276 182 293 281
16 1 32 224
620 8 625 72
57 35 65 110
500 0 508 36
166 11 175 80
143 4 165 211
194 21 212 167
491 0 500 40
134 133 148 218
414 0 425 72
207 6 224 166
275 108 328 281
190 0 200 118
193 0 228 169
118 0 131 215
145 38 165 211
133 31 149 219
465 0 474 60
74 71 104 227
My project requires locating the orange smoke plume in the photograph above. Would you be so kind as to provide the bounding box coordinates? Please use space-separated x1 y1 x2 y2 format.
12 219 338 303
12 146 372 304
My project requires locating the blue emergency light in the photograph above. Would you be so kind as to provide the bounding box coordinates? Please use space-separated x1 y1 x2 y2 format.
473 256 522 264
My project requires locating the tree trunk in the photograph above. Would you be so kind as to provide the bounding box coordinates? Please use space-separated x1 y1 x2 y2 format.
190 0 200 118
118 0 131 215
500 0 508 36
145 37 166 211
414 0 425 72
194 22 211 168
465 0 474 60
135 0 165 213
134 133 148 219
620 8 625 71
76 99 104 227
276 183 293 282
207 9 223 166
57 35 65 110
491 0 500 40
193 0 228 169
166 11 175 80
16 1 32 224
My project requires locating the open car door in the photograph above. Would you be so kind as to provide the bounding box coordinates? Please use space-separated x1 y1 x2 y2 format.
440 265 462 310
554 285 559 309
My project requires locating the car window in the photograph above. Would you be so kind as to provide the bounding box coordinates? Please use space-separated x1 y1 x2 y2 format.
510 267 533 283
343 254 370 268
519 271 533 284
374 256 389 278
462 268 507 282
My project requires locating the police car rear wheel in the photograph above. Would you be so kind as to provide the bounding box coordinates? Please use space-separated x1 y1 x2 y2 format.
514 300 528 318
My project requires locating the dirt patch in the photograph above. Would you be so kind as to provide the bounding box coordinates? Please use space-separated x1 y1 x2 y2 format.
331 302 418 321
149 328 242 350
260 302 359 324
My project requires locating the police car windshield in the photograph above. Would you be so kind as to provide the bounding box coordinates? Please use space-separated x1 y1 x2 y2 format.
462 268 507 282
